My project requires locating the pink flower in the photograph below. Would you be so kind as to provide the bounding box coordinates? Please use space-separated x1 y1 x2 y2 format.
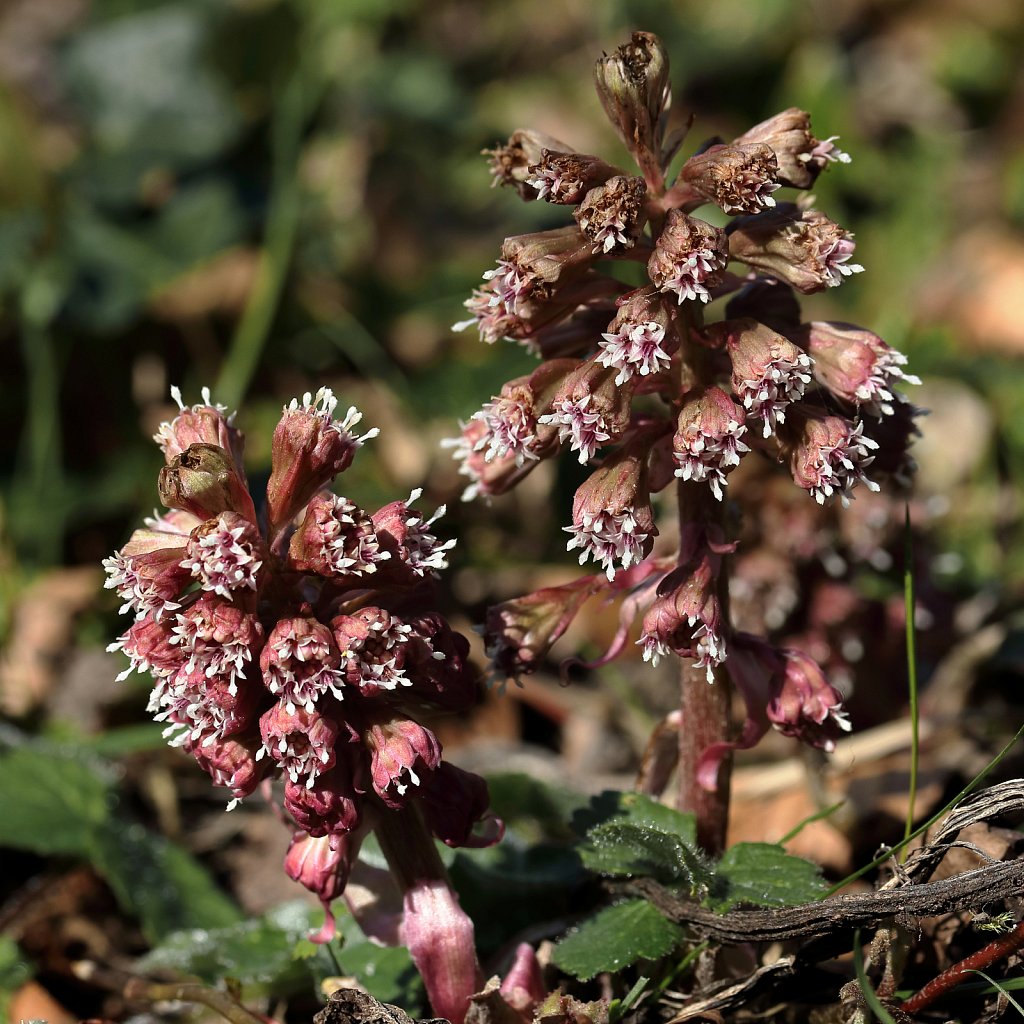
186 732 267 807
638 558 726 682
265 388 378 534
171 594 265 694
784 412 880 507
734 108 851 189
679 142 781 215
565 446 657 580
673 386 750 501
288 493 389 578
647 210 729 305
797 321 919 417
711 318 811 438
573 175 647 254
258 703 340 787
284 831 364 943
284 756 363 836
767 648 851 752
364 716 442 809
260 615 344 712
153 386 246 468
372 490 456 578
418 763 504 849
180 512 264 598
332 607 414 693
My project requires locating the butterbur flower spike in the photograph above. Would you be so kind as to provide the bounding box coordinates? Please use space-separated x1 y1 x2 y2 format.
454 31 917 849
107 385 502 1020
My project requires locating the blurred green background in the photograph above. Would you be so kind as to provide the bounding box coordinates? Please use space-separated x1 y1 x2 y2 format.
2 0 1024 615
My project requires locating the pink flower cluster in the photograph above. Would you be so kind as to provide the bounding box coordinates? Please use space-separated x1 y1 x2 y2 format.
454 32 920 770
105 386 501 932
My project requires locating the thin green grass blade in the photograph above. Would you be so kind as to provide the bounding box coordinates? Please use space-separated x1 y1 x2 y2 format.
853 930 898 1024
968 970 1024 1018
778 801 845 844
902 504 920 862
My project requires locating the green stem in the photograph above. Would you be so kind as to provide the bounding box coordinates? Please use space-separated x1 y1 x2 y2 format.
215 70 314 408
901 504 920 860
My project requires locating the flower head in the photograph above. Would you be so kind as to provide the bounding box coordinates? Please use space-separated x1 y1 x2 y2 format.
647 210 729 304
680 143 781 215
784 412 880 506
735 107 851 189
673 387 750 500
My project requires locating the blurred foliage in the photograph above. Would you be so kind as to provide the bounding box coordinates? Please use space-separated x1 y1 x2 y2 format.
0 0 1020 595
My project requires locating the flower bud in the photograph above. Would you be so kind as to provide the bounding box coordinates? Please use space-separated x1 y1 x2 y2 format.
284 757 363 837
597 287 675 385
259 702 339 787
673 386 750 501
400 613 480 712
484 575 605 680
565 445 657 580
158 443 258 523
153 386 245 468
284 831 363 942
486 130 574 199
574 175 648 254
527 149 622 204
782 410 880 506
266 388 378 534
288 493 389 578
679 143 780 215
735 108 850 189
418 763 504 849
637 557 726 681
364 715 441 808
768 648 851 751
180 511 264 599
261 615 344 712
727 204 864 294
796 321 919 417
593 31 670 170
705 318 811 438
108 613 180 681
538 361 635 464
185 731 267 805
647 210 729 305
500 225 595 286
500 944 547 1018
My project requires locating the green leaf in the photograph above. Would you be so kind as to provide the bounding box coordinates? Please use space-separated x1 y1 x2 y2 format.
140 901 327 998
572 791 697 847
0 741 114 855
552 900 684 981
581 823 713 895
711 843 825 911
0 936 33 1021
94 827 241 943
335 909 424 1009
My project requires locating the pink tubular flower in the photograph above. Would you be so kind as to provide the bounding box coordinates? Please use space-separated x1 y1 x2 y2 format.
265 387 378 534
258 703 339 787
364 716 442 808
154 663 259 746
673 387 750 501
108 613 180 681
573 175 648 254
785 412 880 507
527 149 621 204
708 318 811 438
727 205 864 293
597 288 675 386
768 648 851 751
288 493 389 577
797 321 920 417
153 386 246 468
171 593 264 693
180 512 264 598
472 384 543 466
372 489 456 577
679 143 781 215
484 574 606 681
103 532 194 621
260 615 344 712
638 558 726 682
332 606 414 693
284 758 363 837
565 446 657 580
735 107 851 189
442 419 536 502
647 210 729 305
186 732 267 807
538 361 634 464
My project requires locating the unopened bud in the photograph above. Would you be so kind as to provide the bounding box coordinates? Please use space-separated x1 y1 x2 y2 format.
154 386 245 468
593 32 670 171
158 443 257 523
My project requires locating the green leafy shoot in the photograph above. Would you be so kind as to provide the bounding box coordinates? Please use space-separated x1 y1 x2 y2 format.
608 975 649 1024
967 970 1024 1018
